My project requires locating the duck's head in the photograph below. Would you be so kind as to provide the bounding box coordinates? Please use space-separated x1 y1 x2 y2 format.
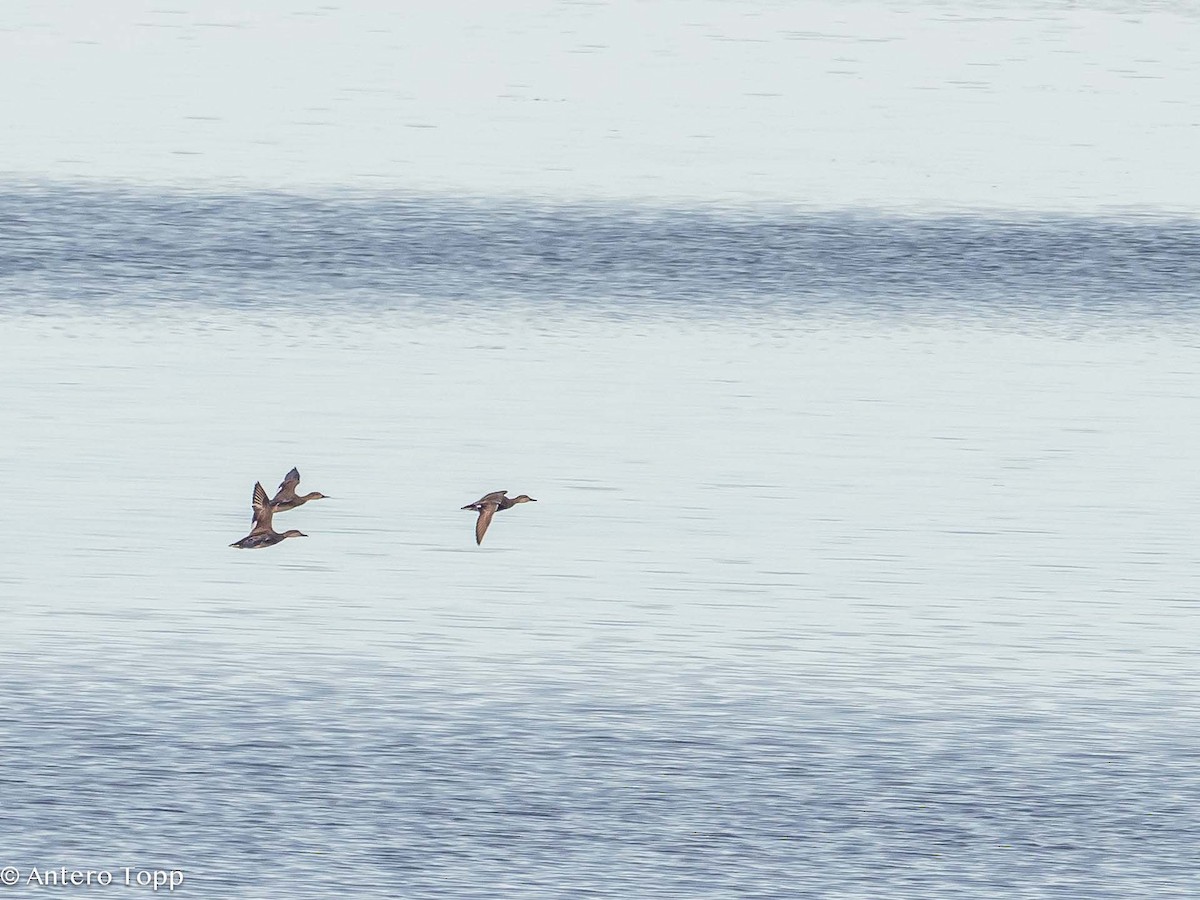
303 492 329 501
512 495 537 503
283 530 308 539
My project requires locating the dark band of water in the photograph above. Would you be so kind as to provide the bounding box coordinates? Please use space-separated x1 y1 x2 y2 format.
3 185 1199 319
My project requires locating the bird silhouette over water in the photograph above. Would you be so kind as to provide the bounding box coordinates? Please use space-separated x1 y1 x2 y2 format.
231 482 308 549
461 490 537 545
267 467 328 516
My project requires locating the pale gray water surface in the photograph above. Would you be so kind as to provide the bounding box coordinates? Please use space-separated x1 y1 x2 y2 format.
2 190 1200 897
4 0 1200 210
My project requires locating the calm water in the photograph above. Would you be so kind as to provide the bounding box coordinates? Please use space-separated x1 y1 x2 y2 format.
5 1 1200 209
2 188 1200 897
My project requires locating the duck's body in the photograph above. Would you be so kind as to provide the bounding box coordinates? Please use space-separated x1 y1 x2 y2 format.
461 490 536 545
232 482 308 549
265 467 328 517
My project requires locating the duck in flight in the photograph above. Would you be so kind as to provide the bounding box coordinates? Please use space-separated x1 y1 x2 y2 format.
461 490 537 545
231 482 308 549
268 467 328 515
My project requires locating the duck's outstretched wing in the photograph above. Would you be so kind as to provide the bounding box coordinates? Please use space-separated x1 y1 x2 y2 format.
271 467 302 505
250 481 274 529
475 502 499 545
470 490 507 507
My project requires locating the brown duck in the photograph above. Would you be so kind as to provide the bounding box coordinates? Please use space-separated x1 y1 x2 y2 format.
230 482 308 549
461 490 536 545
268 467 328 514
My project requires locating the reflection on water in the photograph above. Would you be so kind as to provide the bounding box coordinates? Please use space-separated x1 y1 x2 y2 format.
1 187 1199 897
2 656 1196 898
3 186 1200 319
